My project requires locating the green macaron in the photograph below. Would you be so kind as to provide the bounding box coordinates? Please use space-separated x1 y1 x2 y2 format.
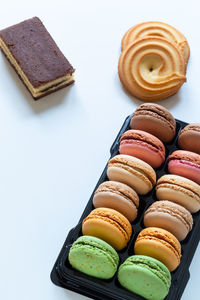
68 235 119 279
118 255 171 300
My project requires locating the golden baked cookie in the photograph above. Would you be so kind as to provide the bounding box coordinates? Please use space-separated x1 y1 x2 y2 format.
118 37 186 101
121 21 190 65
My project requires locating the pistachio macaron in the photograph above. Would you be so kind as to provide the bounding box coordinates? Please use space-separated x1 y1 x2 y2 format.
68 236 119 279
118 255 171 300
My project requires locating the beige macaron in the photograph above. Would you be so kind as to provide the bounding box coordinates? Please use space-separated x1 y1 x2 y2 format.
107 154 156 195
156 174 200 213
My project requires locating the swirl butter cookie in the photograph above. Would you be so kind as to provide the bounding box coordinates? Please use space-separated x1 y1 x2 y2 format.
118 37 186 101
121 21 190 65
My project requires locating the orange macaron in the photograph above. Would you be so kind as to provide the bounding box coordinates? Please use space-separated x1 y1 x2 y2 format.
82 207 132 251
134 227 181 271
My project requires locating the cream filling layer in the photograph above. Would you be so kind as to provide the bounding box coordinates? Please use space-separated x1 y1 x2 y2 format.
0 38 74 97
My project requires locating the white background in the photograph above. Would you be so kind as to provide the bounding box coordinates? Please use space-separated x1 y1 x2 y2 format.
0 0 199 299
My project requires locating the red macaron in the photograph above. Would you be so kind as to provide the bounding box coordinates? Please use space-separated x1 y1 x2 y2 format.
119 130 165 168
168 150 200 185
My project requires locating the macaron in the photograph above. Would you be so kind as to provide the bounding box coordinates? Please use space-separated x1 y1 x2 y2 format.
156 174 200 213
178 123 200 154
119 129 165 168
168 150 200 185
134 227 181 271
68 236 119 279
130 103 176 143
93 181 139 222
118 255 171 300
144 201 193 241
107 154 156 195
82 207 132 250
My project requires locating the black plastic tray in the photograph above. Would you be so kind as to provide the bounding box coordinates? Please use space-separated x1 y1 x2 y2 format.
51 115 200 300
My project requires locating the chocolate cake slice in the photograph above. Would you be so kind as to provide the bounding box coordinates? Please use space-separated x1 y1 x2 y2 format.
0 17 75 99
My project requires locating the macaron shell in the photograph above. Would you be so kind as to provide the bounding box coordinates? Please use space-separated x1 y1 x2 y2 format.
178 123 200 154
156 174 200 213
134 227 181 271
107 154 156 195
93 181 139 222
118 255 171 300
144 201 193 241
68 236 119 279
119 130 165 168
169 150 200 162
130 103 176 143
82 208 132 251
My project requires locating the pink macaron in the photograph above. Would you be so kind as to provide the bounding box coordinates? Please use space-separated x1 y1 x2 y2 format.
168 150 200 185
119 130 165 168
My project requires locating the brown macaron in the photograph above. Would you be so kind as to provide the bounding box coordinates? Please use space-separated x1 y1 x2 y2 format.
144 201 193 241
130 103 176 143
178 123 200 154
93 181 139 222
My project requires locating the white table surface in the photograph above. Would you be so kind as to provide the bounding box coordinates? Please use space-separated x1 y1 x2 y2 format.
0 0 199 299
